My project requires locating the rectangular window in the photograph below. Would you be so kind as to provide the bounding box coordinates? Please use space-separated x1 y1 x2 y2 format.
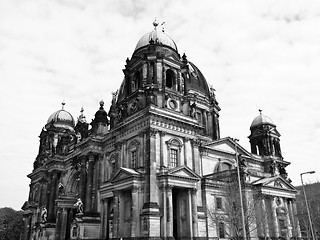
216 197 223 210
170 149 178 167
218 222 225 238
131 150 137 168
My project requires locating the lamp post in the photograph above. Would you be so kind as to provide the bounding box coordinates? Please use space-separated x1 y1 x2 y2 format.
300 171 315 240
233 138 247 240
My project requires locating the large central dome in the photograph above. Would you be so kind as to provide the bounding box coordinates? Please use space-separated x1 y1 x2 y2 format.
134 21 178 52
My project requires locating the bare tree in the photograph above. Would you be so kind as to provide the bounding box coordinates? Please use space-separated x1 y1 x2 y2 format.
207 182 266 240
296 181 320 239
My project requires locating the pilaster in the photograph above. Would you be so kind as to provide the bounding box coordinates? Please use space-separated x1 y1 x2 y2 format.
85 154 94 212
131 186 140 237
272 196 280 237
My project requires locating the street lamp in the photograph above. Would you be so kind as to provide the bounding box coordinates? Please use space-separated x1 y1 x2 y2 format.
300 171 315 240
233 138 247 240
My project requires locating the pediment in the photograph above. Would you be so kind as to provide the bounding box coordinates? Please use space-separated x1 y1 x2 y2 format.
204 137 251 156
166 165 200 180
110 167 140 183
21 201 37 211
252 175 296 191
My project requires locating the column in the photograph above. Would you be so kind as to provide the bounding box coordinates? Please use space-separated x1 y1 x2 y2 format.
272 196 280 237
113 190 120 238
283 199 292 238
191 139 200 173
269 137 275 156
213 112 220 140
147 62 151 84
46 173 52 219
166 185 173 237
153 60 157 84
145 129 158 203
188 189 193 237
207 112 213 137
85 154 94 212
131 186 140 237
60 208 68 240
92 155 101 212
48 171 58 222
55 207 63 239
40 179 48 208
79 156 87 205
103 200 109 238
183 138 188 166
261 197 270 238
160 186 167 237
160 131 165 167
202 110 208 134
191 188 198 237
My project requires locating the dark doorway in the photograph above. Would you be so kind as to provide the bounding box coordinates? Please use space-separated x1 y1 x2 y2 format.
65 208 76 240
173 188 178 239
172 188 190 240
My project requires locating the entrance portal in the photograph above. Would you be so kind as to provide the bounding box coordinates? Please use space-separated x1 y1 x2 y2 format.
172 188 191 240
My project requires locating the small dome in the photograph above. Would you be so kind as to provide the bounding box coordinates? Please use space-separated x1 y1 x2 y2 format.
134 22 178 52
250 113 275 129
93 101 109 125
46 109 75 131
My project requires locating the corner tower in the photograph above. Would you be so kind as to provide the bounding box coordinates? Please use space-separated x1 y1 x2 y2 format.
249 110 282 158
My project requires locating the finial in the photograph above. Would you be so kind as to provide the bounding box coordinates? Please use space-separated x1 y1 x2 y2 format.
153 19 159 30
259 109 262 115
61 100 66 110
99 100 104 110
80 106 84 115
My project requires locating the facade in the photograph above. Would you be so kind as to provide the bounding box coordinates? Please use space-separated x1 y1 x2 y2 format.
22 21 301 240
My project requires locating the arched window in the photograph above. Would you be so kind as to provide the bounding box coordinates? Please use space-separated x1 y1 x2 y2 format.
166 69 176 89
215 160 234 173
68 171 80 195
166 138 182 168
131 71 140 93
219 162 232 171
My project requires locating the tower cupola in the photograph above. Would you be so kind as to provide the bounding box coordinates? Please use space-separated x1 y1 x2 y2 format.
248 110 282 158
90 101 109 135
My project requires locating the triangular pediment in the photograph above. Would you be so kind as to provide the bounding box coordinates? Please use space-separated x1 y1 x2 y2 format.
252 175 296 191
21 201 37 211
110 167 140 183
166 165 200 180
204 137 251 156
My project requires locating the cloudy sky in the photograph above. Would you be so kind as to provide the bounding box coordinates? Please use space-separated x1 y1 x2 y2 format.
0 0 319 210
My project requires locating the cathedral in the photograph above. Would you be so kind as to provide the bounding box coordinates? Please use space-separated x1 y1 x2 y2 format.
22 21 301 240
